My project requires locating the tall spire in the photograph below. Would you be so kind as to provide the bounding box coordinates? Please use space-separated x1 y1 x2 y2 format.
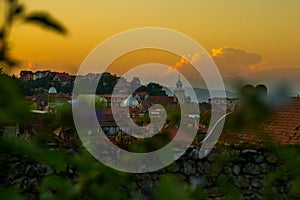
176 74 183 88
174 74 185 103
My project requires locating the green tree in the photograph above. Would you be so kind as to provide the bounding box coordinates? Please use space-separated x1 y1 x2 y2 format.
96 73 119 94
135 82 167 96
166 106 181 125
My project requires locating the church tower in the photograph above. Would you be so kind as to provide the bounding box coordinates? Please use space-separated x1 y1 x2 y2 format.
48 86 57 112
174 75 185 103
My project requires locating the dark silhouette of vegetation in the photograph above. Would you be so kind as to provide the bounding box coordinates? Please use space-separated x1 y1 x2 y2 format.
0 0 68 68
200 110 211 127
225 84 271 129
0 71 30 128
96 73 119 94
166 106 181 125
20 73 74 96
0 1 299 199
0 0 68 136
136 82 167 96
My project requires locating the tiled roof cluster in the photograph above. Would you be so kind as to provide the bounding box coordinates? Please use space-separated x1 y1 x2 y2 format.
220 98 300 145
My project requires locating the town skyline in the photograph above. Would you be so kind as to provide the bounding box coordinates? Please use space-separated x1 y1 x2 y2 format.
1 1 300 198
5 0 300 93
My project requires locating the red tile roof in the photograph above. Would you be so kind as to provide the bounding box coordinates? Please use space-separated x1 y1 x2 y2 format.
220 98 300 145
143 96 176 108
54 72 70 82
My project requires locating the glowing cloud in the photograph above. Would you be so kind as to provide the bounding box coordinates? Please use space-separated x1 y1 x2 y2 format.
169 53 201 70
212 47 262 77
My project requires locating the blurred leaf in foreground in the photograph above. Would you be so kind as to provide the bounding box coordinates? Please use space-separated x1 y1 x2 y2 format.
0 188 26 200
0 73 30 123
23 12 68 34
0 0 68 68
154 175 191 200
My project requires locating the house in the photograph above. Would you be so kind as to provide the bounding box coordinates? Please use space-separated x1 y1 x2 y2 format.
133 92 148 101
33 70 50 80
20 70 33 82
96 107 132 136
20 70 53 82
97 94 128 108
208 97 239 111
53 72 71 85
141 96 177 109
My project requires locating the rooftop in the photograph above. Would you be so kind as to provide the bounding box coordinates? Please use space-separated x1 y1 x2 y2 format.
220 98 300 145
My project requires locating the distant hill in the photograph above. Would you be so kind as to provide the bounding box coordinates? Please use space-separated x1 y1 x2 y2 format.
163 87 237 103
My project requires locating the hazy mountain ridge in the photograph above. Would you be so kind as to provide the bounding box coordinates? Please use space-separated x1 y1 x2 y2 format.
164 87 237 103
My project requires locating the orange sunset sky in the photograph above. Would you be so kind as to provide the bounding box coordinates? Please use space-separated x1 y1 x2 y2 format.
3 0 300 92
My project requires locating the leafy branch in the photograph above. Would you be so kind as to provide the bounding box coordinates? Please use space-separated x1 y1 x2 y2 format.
0 0 68 68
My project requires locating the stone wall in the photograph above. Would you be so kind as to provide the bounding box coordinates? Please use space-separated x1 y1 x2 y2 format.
135 146 292 200
0 148 78 199
0 146 296 199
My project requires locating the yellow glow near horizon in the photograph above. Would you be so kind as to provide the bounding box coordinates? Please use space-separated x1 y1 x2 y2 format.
2 0 300 91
